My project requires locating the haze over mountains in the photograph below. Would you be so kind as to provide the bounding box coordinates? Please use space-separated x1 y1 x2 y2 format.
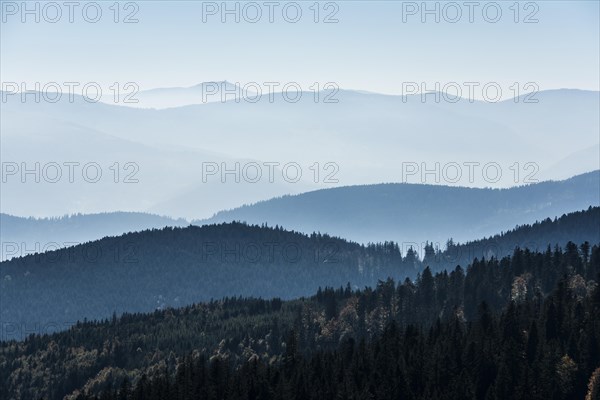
201 171 600 245
1 207 598 340
3 2 598 397
2 171 598 261
122 81 256 109
0 212 187 261
0 109 311 219
2 86 598 219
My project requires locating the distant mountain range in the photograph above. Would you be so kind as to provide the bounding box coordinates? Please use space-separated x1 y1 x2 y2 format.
2 172 598 260
1 206 598 339
1 87 598 218
200 171 600 245
0 212 187 261
123 81 256 109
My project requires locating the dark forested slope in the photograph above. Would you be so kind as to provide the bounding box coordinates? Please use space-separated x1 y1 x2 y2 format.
0 212 188 261
1 243 598 399
0 223 414 339
1 208 599 341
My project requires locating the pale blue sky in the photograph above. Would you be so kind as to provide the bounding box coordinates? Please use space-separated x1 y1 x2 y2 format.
1 1 599 94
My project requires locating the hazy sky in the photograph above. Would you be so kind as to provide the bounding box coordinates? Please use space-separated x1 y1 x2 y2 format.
1 1 599 95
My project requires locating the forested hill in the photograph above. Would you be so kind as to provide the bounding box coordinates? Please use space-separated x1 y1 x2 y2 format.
2 208 599 340
199 170 600 245
0 212 188 261
427 206 600 271
0 222 416 340
1 244 598 399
